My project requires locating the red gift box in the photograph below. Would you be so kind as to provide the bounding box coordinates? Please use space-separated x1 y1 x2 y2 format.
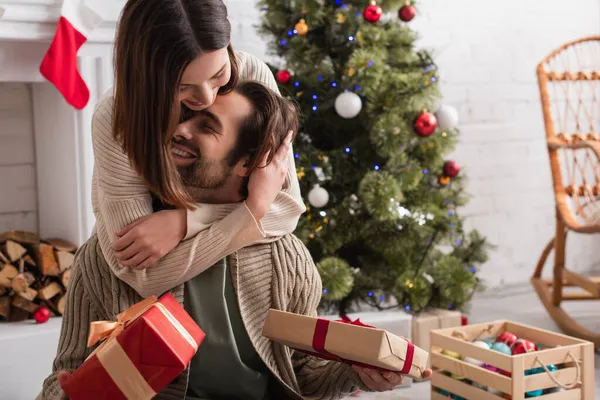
62 293 205 400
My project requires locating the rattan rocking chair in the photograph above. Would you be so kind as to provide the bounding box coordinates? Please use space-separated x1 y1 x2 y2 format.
532 36 600 349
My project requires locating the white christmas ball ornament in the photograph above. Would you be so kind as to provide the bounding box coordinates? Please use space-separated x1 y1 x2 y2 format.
334 91 362 119
308 185 329 208
435 104 459 131
464 340 490 366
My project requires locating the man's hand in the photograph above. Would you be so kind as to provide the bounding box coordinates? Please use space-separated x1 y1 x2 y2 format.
57 370 71 389
352 365 433 392
112 209 187 269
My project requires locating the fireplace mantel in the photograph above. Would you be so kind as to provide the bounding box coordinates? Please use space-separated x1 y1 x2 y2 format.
0 0 122 43
0 1 123 245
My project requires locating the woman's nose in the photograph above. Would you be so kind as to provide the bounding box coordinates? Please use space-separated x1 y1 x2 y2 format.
192 84 215 107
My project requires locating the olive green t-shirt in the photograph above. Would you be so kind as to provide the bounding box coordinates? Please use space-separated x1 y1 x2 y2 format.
184 259 271 400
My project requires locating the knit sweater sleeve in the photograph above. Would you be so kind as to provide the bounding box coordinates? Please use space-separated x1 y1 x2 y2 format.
287 238 371 399
93 94 272 298
40 261 102 400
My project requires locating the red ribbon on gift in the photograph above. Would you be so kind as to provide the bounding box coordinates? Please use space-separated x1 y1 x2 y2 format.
299 314 415 374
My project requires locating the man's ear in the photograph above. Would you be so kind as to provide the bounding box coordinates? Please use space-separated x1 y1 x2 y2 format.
234 156 250 177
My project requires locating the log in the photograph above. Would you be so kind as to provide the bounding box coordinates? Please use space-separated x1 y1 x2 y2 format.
20 287 38 302
11 272 35 293
36 243 60 276
12 295 38 313
8 307 29 322
56 251 74 271
57 295 65 315
23 255 35 267
0 264 19 287
0 250 9 264
45 238 77 253
61 269 71 288
0 296 9 318
5 240 26 262
38 282 62 300
0 230 39 245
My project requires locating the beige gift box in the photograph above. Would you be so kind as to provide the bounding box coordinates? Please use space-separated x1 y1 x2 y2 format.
412 309 461 369
262 309 429 380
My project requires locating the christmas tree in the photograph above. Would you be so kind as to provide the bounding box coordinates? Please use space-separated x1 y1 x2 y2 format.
257 0 492 314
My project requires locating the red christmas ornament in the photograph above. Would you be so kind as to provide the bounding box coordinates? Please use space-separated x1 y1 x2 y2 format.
414 111 437 136
363 2 383 23
33 306 51 324
398 4 416 22
496 331 518 347
443 161 461 178
511 339 537 355
276 70 292 84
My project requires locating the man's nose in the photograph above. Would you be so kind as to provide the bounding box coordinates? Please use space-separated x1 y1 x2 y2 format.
173 119 195 141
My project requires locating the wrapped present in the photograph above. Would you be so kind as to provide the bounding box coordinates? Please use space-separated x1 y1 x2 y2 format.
322 310 412 341
411 309 461 358
62 293 205 400
262 309 428 379
321 311 414 389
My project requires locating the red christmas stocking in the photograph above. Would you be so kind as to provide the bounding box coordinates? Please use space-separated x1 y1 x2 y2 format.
40 0 103 110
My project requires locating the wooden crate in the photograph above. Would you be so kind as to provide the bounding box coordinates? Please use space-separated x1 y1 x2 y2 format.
430 320 595 400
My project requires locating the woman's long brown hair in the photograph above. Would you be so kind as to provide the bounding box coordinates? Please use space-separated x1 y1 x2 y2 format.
112 0 239 209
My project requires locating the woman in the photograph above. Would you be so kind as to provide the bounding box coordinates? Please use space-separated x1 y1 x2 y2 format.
92 0 305 297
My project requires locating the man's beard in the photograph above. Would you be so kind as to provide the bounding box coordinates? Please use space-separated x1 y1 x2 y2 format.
178 156 234 190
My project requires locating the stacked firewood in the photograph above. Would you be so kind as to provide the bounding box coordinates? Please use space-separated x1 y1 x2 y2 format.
0 230 77 321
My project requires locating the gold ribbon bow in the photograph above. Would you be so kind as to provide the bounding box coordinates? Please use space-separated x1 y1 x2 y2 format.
88 296 158 357
87 295 159 354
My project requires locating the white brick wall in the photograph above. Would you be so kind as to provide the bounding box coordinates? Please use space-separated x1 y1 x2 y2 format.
1 1 598 288
229 0 600 287
0 83 37 233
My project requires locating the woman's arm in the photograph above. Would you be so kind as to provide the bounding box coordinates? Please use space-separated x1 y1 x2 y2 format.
92 95 288 297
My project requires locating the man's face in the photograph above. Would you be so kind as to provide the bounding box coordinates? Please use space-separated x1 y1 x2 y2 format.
171 91 253 189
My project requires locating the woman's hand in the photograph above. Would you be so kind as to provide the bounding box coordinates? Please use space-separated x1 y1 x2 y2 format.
245 131 292 222
352 366 432 392
112 209 187 269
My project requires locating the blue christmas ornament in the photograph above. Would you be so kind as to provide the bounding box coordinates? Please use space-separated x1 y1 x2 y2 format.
491 342 512 355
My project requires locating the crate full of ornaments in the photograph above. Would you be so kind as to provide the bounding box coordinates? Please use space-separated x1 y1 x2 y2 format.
429 320 594 400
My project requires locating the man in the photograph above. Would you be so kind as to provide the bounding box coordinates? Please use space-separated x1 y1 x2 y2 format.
40 81 429 400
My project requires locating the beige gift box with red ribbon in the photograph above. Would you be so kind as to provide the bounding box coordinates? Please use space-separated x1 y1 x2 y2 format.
262 309 429 380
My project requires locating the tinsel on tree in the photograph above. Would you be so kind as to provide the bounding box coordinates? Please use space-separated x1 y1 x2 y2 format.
257 0 492 314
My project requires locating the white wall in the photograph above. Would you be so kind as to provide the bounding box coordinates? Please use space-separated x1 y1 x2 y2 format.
0 83 37 233
228 0 600 287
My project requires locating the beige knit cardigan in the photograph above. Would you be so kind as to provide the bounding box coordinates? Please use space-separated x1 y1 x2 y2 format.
40 235 369 400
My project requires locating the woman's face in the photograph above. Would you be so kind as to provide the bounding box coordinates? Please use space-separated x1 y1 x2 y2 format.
178 47 231 111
